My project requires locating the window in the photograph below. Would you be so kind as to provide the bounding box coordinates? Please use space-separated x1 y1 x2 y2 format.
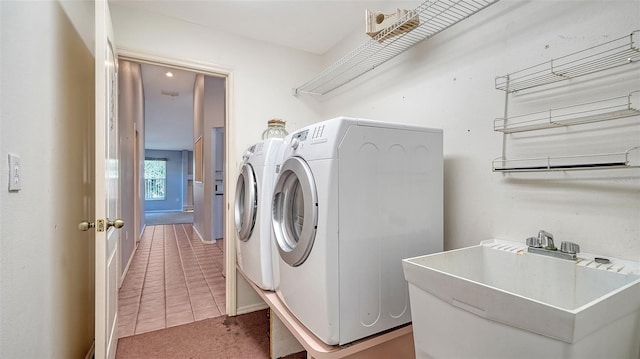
144 159 166 200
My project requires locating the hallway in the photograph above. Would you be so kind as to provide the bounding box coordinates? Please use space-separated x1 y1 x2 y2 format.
118 224 225 337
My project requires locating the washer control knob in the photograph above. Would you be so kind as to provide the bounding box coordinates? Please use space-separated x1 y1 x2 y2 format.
291 138 300 150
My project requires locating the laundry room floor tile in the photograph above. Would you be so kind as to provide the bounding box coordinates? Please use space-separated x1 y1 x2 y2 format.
117 224 225 338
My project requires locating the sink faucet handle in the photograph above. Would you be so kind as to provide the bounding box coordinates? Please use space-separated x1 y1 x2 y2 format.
526 236 542 248
560 241 580 255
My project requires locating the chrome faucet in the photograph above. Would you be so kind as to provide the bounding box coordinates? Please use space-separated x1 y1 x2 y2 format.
525 230 553 249
526 230 580 260
537 230 555 250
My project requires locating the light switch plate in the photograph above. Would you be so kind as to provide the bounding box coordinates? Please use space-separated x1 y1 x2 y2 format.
8 153 21 191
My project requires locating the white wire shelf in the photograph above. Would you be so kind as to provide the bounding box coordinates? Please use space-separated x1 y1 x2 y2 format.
293 0 499 96
494 90 640 133
492 147 640 172
495 30 639 93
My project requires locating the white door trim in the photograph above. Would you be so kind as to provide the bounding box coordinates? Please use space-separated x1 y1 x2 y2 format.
117 48 238 316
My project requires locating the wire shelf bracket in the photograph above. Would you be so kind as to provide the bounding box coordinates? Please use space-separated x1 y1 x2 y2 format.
494 90 640 133
492 147 640 173
293 0 500 96
496 30 640 93
493 29 640 174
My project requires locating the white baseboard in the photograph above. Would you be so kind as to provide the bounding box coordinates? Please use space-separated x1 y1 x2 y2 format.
192 225 216 245
120 241 137 287
236 302 269 315
84 341 95 359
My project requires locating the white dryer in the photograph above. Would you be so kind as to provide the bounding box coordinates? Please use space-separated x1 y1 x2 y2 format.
235 138 284 290
271 117 443 345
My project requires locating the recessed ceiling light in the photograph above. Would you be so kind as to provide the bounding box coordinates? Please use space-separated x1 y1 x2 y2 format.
165 71 174 78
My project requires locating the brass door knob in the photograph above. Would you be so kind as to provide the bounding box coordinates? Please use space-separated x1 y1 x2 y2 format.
107 219 125 229
78 220 95 231
78 219 124 231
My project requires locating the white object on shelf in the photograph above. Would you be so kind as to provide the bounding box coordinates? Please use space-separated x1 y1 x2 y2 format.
365 8 419 42
294 0 499 96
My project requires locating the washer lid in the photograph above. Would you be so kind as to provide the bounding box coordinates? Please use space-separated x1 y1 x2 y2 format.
272 156 318 267
235 163 257 242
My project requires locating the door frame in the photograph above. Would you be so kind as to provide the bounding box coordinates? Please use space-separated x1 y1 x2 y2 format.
117 48 239 316
211 127 226 242
134 126 141 245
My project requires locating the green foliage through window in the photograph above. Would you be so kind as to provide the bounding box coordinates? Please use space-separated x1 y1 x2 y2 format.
144 159 166 200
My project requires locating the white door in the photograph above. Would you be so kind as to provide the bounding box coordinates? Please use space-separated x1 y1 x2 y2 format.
234 161 257 242
95 2 121 358
271 157 318 267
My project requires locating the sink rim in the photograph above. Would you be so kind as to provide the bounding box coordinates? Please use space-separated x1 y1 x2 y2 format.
402 239 640 343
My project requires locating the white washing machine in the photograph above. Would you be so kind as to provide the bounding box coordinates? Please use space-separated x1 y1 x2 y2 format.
271 117 443 345
235 138 284 290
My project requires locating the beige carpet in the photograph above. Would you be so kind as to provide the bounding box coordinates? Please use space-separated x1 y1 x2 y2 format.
116 309 306 359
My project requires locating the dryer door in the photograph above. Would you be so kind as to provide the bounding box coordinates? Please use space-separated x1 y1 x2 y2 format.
235 163 257 242
272 156 318 267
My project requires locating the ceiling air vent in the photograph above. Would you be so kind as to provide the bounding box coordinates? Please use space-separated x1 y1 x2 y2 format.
161 90 179 97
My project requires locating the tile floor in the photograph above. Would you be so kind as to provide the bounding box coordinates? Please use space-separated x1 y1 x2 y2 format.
118 224 225 337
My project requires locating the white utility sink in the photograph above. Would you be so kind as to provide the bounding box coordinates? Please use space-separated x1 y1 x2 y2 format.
402 239 640 359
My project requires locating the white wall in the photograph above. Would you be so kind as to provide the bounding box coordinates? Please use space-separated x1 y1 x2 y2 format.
193 75 225 242
204 77 225 242
110 4 323 151
0 1 95 357
118 60 145 279
319 1 640 260
193 74 206 241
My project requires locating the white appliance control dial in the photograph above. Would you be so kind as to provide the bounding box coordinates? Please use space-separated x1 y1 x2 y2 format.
291 138 300 150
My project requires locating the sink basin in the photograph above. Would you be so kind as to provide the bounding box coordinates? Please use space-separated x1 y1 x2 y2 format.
402 239 640 359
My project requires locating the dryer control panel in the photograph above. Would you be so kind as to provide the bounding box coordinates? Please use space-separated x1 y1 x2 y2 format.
291 124 327 144
311 124 326 139
292 129 308 142
285 120 341 160
290 130 308 150
242 144 256 162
